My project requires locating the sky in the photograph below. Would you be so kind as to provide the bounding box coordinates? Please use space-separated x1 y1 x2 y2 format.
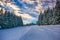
0 0 56 24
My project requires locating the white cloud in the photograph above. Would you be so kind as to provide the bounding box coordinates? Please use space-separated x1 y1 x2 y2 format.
18 0 41 13
0 0 56 24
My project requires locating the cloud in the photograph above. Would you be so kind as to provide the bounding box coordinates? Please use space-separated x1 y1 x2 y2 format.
0 1 36 24
0 0 56 24
13 0 56 24
41 0 56 9
7 3 35 24
18 0 41 13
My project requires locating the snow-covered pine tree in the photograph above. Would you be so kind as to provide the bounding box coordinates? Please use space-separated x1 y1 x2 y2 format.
37 11 44 25
0 10 23 29
54 0 60 24
37 7 53 25
37 0 60 25
46 7 54 25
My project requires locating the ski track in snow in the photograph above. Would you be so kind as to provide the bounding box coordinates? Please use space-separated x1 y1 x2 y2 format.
0 26 32 40
0 25 60 40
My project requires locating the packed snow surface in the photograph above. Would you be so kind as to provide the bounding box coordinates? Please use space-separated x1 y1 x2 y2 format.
0 25 60 40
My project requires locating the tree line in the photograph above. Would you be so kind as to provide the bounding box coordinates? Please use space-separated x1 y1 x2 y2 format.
37 0 60 25
0 9 23 29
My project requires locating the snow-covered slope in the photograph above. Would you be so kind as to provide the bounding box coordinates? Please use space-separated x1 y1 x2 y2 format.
0 26 32 40
0 25 60 40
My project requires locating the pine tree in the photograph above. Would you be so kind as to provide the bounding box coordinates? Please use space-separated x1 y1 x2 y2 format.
0 10 23 29
37 0 60 25
37 11 44 25
54 0 60 24
37 7 54 25
46 7 54 25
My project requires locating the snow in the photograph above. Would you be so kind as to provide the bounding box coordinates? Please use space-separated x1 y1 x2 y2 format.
0 25 60 40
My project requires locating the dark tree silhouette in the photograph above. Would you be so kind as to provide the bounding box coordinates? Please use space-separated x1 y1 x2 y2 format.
0 10 23 29
54 0 60 24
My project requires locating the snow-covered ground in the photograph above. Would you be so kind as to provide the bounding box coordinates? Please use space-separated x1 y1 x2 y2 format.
0 25 60 40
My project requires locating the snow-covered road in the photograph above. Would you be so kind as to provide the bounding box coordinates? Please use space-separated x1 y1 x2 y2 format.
0 25 60 40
